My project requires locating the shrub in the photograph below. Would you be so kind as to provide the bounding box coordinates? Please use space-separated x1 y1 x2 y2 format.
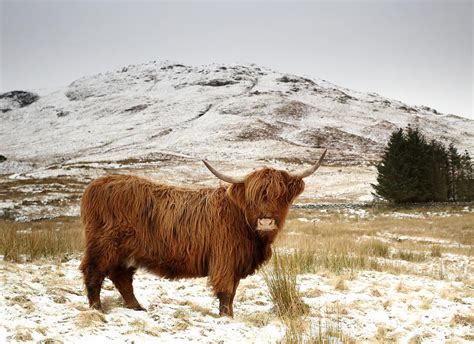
263 252 309 319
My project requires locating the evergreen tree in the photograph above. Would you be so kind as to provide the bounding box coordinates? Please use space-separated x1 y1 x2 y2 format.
458 150 474 201
447 144 461 201
371 128 415 202
426 140 449 202
372 127 472 203
403 127 432 202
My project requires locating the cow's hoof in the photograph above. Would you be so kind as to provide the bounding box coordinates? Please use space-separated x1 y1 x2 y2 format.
128 304 146 312
218 311 234 318
89 302 103 312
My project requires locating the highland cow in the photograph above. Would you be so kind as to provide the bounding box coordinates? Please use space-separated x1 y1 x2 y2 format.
79 150 326 317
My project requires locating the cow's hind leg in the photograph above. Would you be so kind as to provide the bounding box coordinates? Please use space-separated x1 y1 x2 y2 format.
109 265 145 311
80 255 106 311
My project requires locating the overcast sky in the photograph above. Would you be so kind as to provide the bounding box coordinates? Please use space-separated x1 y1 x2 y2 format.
1 0 472 118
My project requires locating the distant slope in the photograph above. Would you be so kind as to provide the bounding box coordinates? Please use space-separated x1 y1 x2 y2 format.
1 60 473 174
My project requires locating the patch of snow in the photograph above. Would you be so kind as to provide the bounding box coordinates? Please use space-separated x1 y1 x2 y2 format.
1 257 472 343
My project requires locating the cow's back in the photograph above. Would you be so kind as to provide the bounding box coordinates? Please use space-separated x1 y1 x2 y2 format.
80 174 224 278
82 175 147 226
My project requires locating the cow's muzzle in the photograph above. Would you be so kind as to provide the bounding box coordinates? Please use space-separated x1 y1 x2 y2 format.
257 218 277 231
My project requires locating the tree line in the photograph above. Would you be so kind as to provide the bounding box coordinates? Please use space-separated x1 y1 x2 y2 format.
372 127 473 203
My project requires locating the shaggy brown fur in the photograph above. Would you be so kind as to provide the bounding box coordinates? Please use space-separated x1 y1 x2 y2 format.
79 168 305 316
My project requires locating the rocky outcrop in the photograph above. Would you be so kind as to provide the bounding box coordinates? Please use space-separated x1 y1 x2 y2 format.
0 91 39 112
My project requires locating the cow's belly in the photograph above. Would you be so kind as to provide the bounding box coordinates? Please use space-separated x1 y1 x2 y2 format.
135 256 209 280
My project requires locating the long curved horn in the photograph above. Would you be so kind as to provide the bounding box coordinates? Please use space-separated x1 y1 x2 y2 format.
289 149 327 179
202 160 246 184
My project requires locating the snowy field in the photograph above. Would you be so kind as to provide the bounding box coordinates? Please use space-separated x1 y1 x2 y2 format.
1 206 472 343
1 60 473 343
0 163 376 222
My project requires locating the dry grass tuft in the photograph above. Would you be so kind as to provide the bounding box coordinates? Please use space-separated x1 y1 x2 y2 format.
430 245 442 258
360 239 390 258
241 311 272 327
47 286 82 297
173 320 190 331
9 295 35 312
407 335 423 344
463 334 474 341
75 310 107 327
13 328 33 342
304 288 323 298
396 281 409 293
420 297 433 310
333 276 349 291
375 325 398 343
263 252 309 319
371 288 382 297
173 308 189 320
52 295 68 304
280 319 308 344
126 319 161 337
101 296 126 313
395 250 426 262
187 302 217 318
39 338 64 344
382 300 392 310
281 311 355 344
451 313 474 326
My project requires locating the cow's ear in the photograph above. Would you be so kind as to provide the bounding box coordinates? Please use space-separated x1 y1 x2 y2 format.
227 183 246 208
287 177 305 202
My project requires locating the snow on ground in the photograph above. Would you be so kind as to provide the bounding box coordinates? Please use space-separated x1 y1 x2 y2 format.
2 60 474 342
1 257 472 343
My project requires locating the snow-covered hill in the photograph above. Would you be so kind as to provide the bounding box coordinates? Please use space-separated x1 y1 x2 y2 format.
1 61 473 221
1 60 473 174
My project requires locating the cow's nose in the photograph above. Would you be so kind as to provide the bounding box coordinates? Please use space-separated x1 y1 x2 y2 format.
259 218 275 226
257 218 276 231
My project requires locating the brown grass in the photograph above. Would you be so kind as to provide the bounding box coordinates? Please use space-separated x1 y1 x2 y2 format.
286 206 474 246
13 328 33 342
276 206 473 279
0 217 83 262
451 313 474 326
280 305 356 344
75 310 107 327
375 325 398 343
263 251 309 319
178 300 217 318
431 245 442 257
126 319 161 337
359 239 390 258
333 276 349 291
240 311 272 327
395 250 426 262
8 295 35 313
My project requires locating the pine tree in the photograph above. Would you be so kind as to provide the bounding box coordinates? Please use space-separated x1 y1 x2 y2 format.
371 128 407 202
404 127 432 202
458 150 474 201
426 140 449 201
447 144 461 201
373 127 472 203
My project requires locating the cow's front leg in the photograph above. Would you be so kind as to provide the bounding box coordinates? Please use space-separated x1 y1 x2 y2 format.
217 292 233 317
216 278 240 317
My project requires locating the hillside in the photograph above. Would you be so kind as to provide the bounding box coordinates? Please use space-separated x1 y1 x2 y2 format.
1 60 473 169
1 61 473 220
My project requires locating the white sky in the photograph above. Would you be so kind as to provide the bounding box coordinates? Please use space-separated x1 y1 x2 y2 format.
1 0 473 118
